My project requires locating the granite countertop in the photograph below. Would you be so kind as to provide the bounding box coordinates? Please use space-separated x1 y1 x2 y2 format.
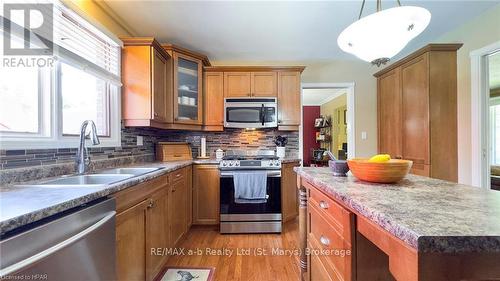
294 167 500 253
0 157 301 235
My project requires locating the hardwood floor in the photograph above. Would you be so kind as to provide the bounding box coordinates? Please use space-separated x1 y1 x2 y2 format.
164 219 301 281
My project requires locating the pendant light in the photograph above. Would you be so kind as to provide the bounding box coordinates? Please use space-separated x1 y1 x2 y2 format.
337 0 431 66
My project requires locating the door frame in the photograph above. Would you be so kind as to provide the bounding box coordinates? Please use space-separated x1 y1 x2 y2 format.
300 83 356 164
470 40 500 188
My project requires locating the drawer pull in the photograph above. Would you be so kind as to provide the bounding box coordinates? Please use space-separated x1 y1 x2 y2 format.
319 201 329 209
320 235 330 246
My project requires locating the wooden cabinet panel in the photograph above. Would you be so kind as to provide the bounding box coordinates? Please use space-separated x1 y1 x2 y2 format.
170 178 187 246
203 72 224 127
278 71 301 126
122 45 152 120
146 187 169 281
224 72 251 97
401 54 430 166
309 243 336 281
377 69 402 159
186 165 193 228
152 48 168 122
281 161 300 223
116 200 149 281
193 165 220 225
251 72 277 97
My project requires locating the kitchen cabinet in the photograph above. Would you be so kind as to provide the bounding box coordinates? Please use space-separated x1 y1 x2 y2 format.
146 186 170 280
116 199 149 281
172 52 203 125
224 72 251 97
278 71 301 130
205 66 305 131
281 161 300 223
193 164 220 225
224 72 277 97
186 165 193 228
113 167 193 281
374 44 462 182
122 38 172 126
203 72 224 131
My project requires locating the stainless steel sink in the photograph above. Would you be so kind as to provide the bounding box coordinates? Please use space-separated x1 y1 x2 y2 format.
35 174 134 187
98 167 161 176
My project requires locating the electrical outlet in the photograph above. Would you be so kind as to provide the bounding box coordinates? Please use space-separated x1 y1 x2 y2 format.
136 136 144 146
361 132 367 140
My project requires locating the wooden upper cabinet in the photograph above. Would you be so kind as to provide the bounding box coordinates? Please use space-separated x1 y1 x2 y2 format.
374 43 462 181
193 165 220 225
152 48 168 122
251 72 277 97
121 38 171 125
377 68 402 159
203 72 224 129
224 72 251 97
401 54 430 171
278 71 301 127
173 52 203 125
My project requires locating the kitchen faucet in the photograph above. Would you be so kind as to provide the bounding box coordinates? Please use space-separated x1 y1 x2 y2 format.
75 120 100 174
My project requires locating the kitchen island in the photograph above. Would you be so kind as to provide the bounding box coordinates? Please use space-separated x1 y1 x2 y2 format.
294 167 500 281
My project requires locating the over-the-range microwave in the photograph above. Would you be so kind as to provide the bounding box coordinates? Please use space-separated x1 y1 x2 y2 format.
224 98 278 129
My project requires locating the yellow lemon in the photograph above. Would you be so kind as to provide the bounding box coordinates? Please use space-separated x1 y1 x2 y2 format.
368 154 391 163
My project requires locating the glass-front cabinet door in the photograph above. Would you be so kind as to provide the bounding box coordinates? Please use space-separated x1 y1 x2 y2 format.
173 53 203 124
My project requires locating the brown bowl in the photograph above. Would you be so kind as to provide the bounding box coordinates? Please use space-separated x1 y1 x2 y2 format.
347 158 413 183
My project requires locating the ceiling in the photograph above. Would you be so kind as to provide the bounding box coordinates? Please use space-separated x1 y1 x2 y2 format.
302 88 346 106
105 0 498 62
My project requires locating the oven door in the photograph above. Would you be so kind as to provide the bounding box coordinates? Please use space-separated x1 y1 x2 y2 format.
224 98 277 128
220 170 281 217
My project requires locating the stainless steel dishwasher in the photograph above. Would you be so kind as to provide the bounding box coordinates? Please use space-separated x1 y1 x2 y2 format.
0 198 116 281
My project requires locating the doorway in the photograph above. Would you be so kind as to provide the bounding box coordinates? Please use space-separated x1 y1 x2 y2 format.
471 41 500 190
300 83 355 167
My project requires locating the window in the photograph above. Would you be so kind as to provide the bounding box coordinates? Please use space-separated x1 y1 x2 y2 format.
0 1 122 149
490 98 500 165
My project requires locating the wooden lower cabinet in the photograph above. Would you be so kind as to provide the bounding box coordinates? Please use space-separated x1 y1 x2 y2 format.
281 161 300 222
116 200 149 281
146 187 170 280
193 164 220 225
114 166 192 281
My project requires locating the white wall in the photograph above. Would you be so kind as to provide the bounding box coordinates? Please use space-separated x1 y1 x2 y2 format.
433 4 500 185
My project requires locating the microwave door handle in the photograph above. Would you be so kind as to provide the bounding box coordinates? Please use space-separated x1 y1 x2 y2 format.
261 104 265 125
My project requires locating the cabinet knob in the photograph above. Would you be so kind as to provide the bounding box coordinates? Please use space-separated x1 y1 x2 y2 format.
278 120 282 124
154 112 158 117
319 201 329 209
395 155 403 159
319 235 330 246
147 199 154 208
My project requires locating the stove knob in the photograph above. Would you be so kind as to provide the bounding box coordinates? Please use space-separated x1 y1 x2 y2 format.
222 162 227 166
236 162 240 166
229 162 234 166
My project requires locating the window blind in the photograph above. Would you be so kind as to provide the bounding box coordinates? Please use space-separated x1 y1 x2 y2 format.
1 0 122 85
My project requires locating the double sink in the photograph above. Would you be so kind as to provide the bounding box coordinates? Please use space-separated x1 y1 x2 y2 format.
20 167 161 188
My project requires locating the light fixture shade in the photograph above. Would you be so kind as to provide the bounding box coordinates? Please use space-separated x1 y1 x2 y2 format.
337 6 431 64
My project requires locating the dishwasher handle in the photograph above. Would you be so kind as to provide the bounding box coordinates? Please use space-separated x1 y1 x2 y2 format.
0 211 116 277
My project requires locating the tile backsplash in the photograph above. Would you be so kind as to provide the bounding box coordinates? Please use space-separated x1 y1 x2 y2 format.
0 125 299 170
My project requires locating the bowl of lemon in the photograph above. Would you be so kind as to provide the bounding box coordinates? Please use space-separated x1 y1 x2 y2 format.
347 155 413 183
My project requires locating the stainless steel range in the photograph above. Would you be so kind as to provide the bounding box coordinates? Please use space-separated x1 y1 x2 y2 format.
219 150 282 234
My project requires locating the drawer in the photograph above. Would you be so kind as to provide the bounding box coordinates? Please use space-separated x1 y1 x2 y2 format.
308 184 353 243
308 202 353 281
113 174 168 213
169 167 186 183
308 241 337 281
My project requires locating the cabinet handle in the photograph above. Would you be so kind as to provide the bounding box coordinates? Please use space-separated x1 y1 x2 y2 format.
319 201 329 209
154 112 158 117
319 235 330 246
395 155 403 159
147 199 154 208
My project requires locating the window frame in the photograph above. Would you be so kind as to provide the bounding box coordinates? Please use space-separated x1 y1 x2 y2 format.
0 2 122 150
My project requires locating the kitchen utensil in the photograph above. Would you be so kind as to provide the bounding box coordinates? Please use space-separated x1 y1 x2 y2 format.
329 160 349 176
347 158 413 183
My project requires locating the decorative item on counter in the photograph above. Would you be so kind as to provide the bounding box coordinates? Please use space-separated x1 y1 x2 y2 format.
347 155 413 183
326 150 350 176
274 135 288 159
215 149 225 160
197 137 210 159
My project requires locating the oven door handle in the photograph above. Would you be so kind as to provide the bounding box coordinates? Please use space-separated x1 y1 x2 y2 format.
220 171 281 178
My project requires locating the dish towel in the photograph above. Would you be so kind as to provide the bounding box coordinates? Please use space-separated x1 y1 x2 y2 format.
233 171 268 202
